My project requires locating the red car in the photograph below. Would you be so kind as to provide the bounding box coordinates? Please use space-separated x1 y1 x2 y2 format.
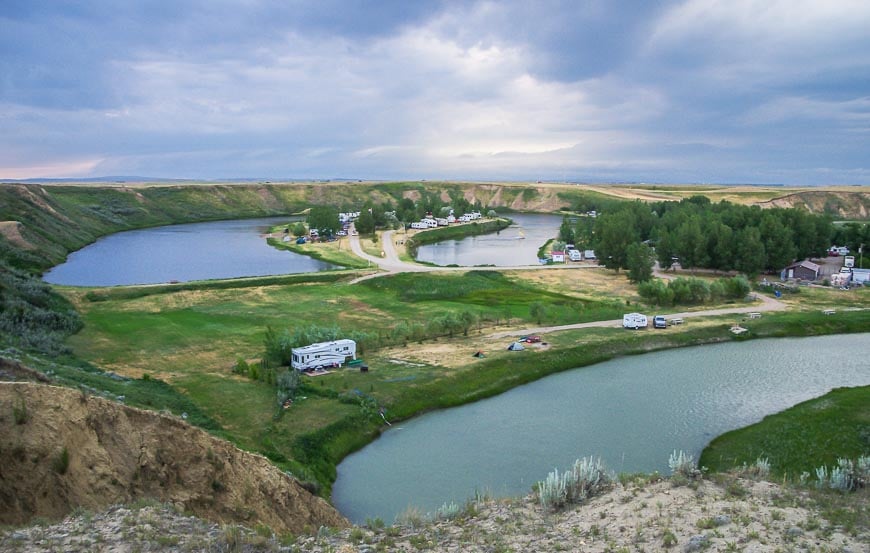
521 335 542 343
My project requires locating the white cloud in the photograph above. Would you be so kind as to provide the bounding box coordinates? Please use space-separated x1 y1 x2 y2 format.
646 0 870 84
98 18 669 174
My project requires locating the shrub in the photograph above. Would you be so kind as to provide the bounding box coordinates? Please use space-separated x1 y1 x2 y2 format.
739 457 771 478
536 456 613 510
233 357 249 375
434 501 461 520
815 456 869 492
668 450 700 479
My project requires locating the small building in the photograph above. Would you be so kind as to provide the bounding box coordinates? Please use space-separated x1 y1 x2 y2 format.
781 260 820 281
551 250 566 263
291 339 356 371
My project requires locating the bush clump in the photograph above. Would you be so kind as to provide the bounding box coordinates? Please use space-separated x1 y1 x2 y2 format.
536 456 613 510
668 450 701 479
815 456 869 492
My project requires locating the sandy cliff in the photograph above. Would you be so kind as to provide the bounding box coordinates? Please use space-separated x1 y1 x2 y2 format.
0 381 347 534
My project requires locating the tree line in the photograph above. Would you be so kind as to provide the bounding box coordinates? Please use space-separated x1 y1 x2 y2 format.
562 196 837 277
306 191 487 236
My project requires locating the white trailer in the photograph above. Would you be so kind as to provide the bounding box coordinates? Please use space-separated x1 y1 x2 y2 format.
569 249 582 261
623 313 648 329
291 339 357 371
852 268 870 285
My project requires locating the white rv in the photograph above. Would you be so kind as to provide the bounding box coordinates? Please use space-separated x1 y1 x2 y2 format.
623 313 648 329
568 249 582 261
291 339 357 371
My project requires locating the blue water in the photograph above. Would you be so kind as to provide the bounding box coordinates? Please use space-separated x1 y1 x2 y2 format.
43 217 337 286
333 334 870 523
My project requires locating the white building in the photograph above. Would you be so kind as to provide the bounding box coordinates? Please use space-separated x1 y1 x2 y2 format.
291 339 357 371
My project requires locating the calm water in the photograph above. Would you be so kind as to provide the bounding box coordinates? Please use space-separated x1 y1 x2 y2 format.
415 213 564 266
333 334 870 523
43 217 336 286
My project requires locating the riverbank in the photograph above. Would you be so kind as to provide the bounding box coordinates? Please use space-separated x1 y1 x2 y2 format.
3 473 867 552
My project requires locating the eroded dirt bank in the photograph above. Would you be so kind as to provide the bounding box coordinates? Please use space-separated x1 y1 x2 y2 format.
0 382 347 534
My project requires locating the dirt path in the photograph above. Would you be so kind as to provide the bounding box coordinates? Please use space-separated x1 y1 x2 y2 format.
488 266 786 339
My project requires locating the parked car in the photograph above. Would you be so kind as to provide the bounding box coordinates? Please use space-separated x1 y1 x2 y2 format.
653 315 667 329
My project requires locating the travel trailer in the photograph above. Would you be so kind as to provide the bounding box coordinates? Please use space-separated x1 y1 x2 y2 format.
622 313 648 329
291 339 357 371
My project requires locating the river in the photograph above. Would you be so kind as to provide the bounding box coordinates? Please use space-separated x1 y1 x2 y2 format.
42 217 337 286
333 334 870 523
414 213 564 266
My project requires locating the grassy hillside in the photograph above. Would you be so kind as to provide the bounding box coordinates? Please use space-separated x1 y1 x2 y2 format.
700 386 870 478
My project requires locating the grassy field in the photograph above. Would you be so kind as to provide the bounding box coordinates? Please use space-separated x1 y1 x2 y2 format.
700 386 870 478
61 258 870 493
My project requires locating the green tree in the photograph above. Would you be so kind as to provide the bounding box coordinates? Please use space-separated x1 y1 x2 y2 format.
654 229 677 270
626 242 655 283
594 210 638 270
307 206 340 236
291 222 307 237
707 221 735 271
559 217 576 244
734 227 765 276
675 217 707 270
355 209 375 235
638 279 674 306
759 213 796 271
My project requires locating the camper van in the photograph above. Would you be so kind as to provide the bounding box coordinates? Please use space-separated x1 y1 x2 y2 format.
569 249 582 261
291 339 357 371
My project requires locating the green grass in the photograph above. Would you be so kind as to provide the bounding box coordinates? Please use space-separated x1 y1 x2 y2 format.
266 235 370 269
64 271 870 495
700 386 870 478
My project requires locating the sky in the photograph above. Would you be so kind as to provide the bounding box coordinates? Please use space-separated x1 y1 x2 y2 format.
1 0 869 184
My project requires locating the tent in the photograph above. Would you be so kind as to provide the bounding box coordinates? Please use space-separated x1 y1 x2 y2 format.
506 342 525 351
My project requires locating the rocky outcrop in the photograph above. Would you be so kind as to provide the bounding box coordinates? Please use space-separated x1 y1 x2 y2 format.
0 382 347 533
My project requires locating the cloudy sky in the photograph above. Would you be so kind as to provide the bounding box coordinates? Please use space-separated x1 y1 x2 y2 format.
2 1 869 184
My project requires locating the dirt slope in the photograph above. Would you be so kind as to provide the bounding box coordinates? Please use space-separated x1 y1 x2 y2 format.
759 190 870 219
0 382 347 533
